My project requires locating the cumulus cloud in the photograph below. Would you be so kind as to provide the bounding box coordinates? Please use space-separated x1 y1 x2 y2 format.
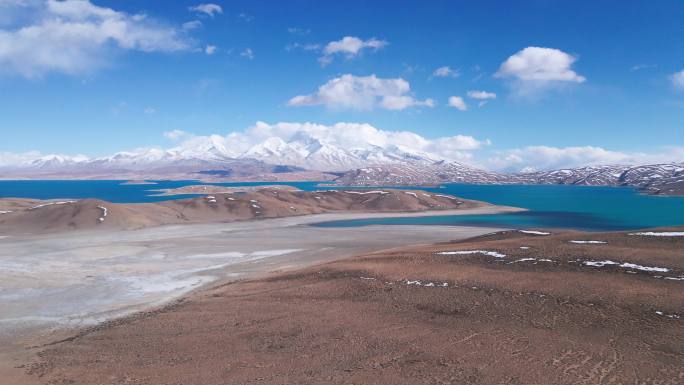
0 0 192 78
467 90 496 100
495 47 585 96
188 3 222 17
671 70 684 90
432 66 459 78
288 74 434 111
467 90 496 107
182 20 202 30
240 47 254 59
487 145 684 172
448 96 467 111
319 36 387 65
204 44 216 55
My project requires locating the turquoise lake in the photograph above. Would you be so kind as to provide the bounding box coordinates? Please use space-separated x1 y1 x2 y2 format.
1 180 683 231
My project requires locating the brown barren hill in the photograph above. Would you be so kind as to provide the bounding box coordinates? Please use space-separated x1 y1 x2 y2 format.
0 188 487 234
25 228 684 384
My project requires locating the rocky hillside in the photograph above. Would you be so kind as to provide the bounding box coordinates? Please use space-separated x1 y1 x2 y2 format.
335 162 684 195
0 188 483 234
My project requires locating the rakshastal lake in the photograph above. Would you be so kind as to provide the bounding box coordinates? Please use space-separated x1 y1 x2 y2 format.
1 180 683 231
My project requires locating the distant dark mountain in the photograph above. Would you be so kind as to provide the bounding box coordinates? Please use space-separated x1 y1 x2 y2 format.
333 162 514 186
334 162 684 196
519 164 684 194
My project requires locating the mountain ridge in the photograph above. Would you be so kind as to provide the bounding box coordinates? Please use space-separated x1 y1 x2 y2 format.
334 162 684 196
1 137 682 195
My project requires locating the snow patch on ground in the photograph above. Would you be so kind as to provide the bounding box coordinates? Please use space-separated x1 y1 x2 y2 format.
404 279 449 288
582 260 670 273
519 246 530 250
96 205 108 223
509 258 554 264
28 201 76 210
519 230 551 235
0 210 13 214
509 258 536 263
437 250 507 259
344 190 389 195
434 194 459 201
404 192 417 198
629 232 684 237
569 240 607 244
655 311 680 319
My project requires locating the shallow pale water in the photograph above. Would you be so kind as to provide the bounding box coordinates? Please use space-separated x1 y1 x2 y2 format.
0 180 683 231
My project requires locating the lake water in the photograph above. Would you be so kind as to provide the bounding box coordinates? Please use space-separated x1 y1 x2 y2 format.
1 180 683 231
0 180 321 203
319 184 684 231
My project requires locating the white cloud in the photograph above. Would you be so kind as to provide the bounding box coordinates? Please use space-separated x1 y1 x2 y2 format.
671 70 684 90
0 150 89 167
285 42 321 52
182 20 202 30
240 47 254 59
287 74 434 111
287 27 310 36
0 150 43 167
495 47 585 92
0 0 192 78
188 3 222 18
630 63 656 72
319 36 387 65
204 45 216 55
432 66 459 78
163 129 189 140
448 96 467 111
467 90 496 100
237 13 253 22
487 145 684 172
144 107 156 114
467 90 496 107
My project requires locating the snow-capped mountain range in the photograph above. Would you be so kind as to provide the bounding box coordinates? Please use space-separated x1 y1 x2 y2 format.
4 134 441 173
2 135 682 195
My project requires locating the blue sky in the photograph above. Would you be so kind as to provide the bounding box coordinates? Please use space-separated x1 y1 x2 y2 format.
0 0 683 171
